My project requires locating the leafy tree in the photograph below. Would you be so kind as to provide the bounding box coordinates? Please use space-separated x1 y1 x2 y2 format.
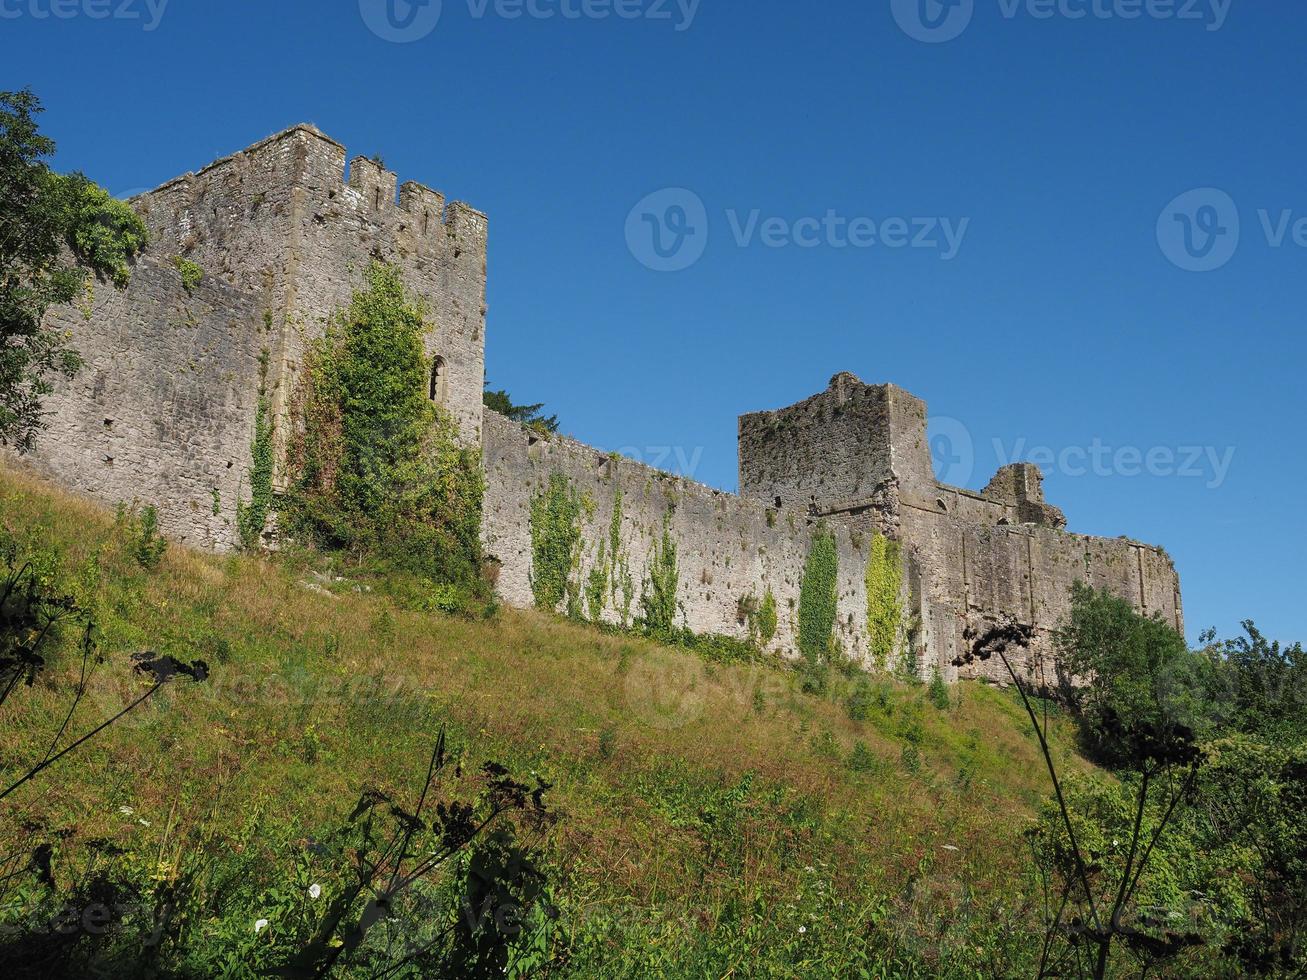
1055 582 1201 764
0 89 148 450
957 619 1205 979
483 386 559 435
1197 622 1307 743
1194 737 1307 974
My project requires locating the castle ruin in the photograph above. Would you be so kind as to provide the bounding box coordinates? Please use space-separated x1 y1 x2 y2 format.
27 125 1183 683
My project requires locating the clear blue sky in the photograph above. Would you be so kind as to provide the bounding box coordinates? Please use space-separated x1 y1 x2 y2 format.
6 0 1303 646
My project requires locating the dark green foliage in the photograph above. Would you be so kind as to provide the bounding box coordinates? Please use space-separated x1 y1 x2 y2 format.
284 263 488 611
0 89 148 450
798 530 838 668
528 473 584 613
846 676 874 722
1197 622 1307 744
1192 738 1307 973
483 386 559 435
1056 582 1197 765
928 670 950 711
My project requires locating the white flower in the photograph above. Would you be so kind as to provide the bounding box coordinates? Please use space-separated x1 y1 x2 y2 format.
798 926 807 934
118 806 134 816
255 919 269 934
308 883 322 900
941 844 959 852
138 818 150 826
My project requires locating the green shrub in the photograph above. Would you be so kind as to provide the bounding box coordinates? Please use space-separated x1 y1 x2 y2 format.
171 254 204 293
283 263 488 608
847 677 874 722
928 670 951 711
115 501 167 569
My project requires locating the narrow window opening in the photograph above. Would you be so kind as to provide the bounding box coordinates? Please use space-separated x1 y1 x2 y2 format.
429 355 447 403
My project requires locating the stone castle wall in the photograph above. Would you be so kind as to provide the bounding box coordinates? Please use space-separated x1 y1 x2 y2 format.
128 125 487 450
482 410 871 662
35 256 266 551
22 127 1184 684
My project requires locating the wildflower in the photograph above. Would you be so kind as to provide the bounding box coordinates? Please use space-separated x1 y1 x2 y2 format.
118 806 134 816
798 926 807 934
255 919 269 934
139 818 150 827
309 883 322 900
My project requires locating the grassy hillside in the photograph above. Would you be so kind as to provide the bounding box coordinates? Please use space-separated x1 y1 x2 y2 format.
0 465 1094 976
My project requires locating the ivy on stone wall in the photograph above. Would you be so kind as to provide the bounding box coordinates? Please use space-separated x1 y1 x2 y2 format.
798 529 839 669
609 489 636 628
235 394 273 550
756 588 778 646
640 512 680 635
529 473 584 613
865 531 904 669
282 263 487 606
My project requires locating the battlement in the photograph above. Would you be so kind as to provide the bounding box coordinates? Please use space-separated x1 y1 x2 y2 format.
738 372 932 513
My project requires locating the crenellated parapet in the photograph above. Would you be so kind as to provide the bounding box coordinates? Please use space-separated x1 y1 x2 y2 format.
127 124 487 448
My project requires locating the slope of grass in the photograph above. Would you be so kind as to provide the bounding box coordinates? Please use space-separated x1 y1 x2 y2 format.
0 465 1094 975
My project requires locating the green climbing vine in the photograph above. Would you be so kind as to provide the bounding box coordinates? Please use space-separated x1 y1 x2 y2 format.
235 394 274 550
865 531 904 668
756 587 778 646
529 473 584 613
609 489 636 628
798 529 839 673
640 512 680 635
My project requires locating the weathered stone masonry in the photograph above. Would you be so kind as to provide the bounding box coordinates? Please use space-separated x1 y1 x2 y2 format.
25 127 1182 681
